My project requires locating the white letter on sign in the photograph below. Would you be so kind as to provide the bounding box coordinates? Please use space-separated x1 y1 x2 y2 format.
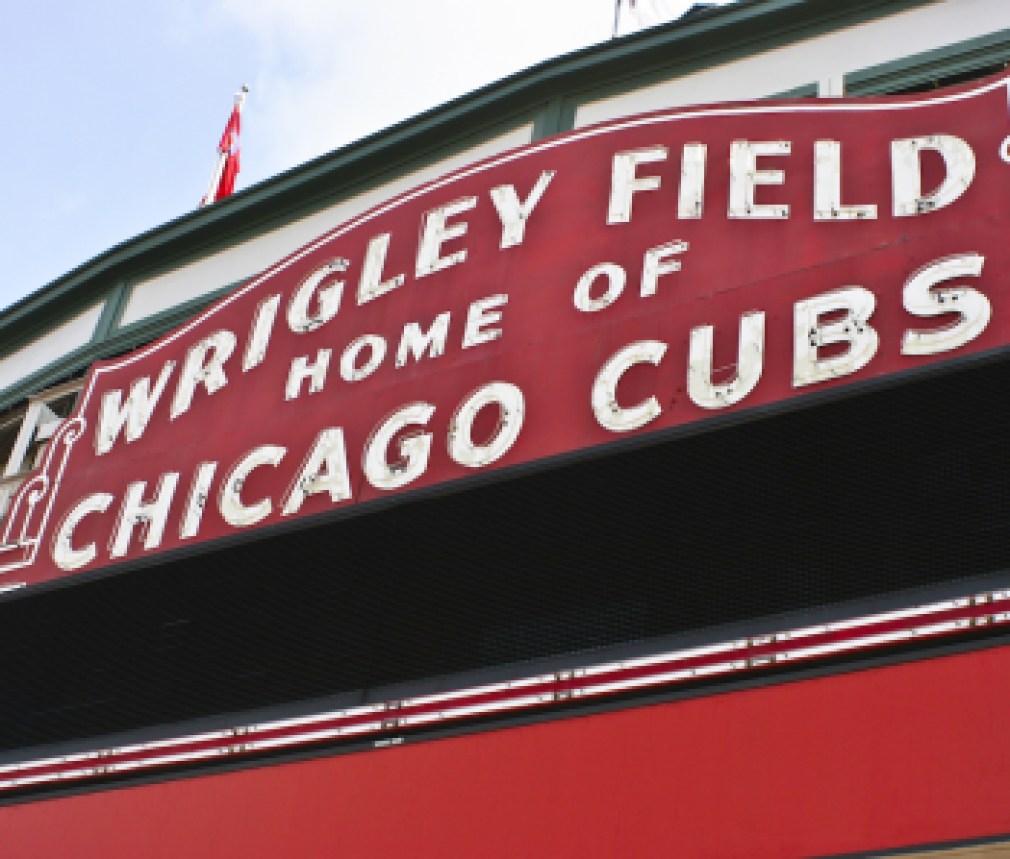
729 141 790 219
282 428 352 515
490 171 555 249
814 141 877 221
243 294 282 372
688 311 765 409
219 445 287 528
357 235 404 305
892 135 975 216
448 382 525 468
52 493 114 571
641 240 688 298
340 335 387 383
170 330 237 420
110 473 181 559
95 361 176 455
288 259 347 331
574 263 626 313
592 340 667 433
901 253 989 356
608 146 667 224
286 349 332 399
462 295 508 349
363 403 435 490
416 197 478 278
678 143 707 220
793 287 879 387
180 462 218 540
397 313 451 368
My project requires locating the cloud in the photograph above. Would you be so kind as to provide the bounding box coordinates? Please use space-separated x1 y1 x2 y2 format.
204 0 612 181
203 0 738 183
208 0 360 69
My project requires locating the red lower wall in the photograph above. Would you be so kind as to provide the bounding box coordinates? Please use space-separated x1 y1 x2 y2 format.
3 643 1010 858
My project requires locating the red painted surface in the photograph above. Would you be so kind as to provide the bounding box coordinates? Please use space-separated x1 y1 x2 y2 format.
2 591 1003 792
5 74 1010 588
3 645 1009 858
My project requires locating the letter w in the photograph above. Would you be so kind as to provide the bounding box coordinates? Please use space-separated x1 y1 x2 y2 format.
95 361 176 455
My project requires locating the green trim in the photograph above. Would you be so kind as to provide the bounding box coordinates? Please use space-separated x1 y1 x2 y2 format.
111 281 238 346
771 82 818 99
90 282 129 344
532 96 577 140
847 28 1010 95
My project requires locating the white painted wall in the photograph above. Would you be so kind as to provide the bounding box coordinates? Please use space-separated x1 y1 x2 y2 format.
119 124 534 327
576 0 1010 127
0 304 102 391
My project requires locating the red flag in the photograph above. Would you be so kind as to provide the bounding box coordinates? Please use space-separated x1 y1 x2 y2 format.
216 150 240 201
218 105 241 155
201 86 248 207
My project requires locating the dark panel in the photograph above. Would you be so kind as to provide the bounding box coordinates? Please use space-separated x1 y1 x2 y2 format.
1 353 1009 752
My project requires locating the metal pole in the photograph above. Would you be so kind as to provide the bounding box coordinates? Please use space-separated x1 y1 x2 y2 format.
612 0 621 37
201 154 228 208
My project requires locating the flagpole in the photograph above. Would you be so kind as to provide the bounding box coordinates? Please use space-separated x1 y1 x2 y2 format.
612 0 621 37
201 85 249 207
201 154 228 209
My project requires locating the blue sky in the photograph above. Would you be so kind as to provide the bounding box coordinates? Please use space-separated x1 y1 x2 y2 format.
0 0 730 312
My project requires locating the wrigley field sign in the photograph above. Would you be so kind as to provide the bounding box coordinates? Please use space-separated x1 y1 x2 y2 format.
3 72 1010 589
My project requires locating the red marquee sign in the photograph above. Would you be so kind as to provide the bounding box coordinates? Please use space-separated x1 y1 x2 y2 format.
4 72 1010 590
